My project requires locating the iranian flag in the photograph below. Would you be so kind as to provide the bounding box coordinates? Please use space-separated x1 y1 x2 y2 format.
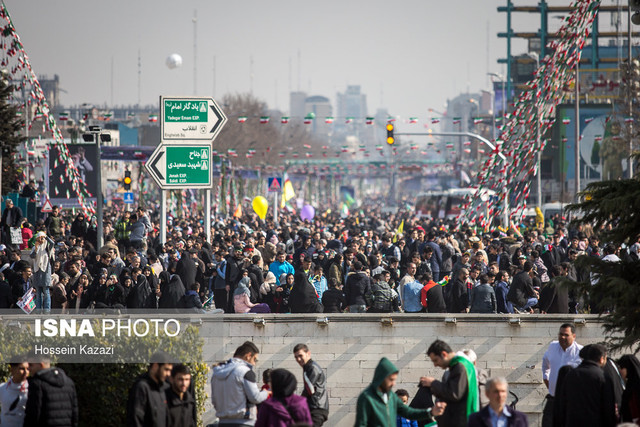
59 112 69 121
260 116 270 124
431 118 440 124
365 117 374 125
410 144 418 150
305 152 312 157
103 112 113 120
446 143 454 149
127 112 136 119
452 117 461 124
345 117 354 124
278 152 286 158
292 152 299 158
376 145 383 151
359 145 366 151
248 149 256 154
238 116 248 123
281 116 289 124
34 111 44 120
227 148 237 154
463 141 471 146
148 114 158 122
303 115 313 124
325 117 334 124
594 135 602 141
584 117 595 124
409 117 418 123
341 146 349 152
625 117 634 123
562 117 571 124
473 117 483 124
387 117 396 123
321 145 328 150
303 144 311 149
246 153 254 158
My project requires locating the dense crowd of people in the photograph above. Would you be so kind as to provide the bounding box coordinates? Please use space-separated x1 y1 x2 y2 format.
0 192 637 316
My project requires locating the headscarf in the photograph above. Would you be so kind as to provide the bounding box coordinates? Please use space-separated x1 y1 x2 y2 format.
270 369 297 399
234 276 251 297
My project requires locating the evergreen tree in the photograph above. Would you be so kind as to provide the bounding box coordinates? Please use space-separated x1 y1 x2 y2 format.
0 70 25 195
564 163 640 353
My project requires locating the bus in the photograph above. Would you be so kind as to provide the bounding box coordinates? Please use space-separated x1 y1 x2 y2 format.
414 188 496 219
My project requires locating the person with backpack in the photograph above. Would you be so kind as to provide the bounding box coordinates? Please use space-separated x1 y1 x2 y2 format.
367 272 399 313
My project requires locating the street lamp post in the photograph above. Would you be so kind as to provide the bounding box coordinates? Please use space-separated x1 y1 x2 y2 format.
82 125 110 249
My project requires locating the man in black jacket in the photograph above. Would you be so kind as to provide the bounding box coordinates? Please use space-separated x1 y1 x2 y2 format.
507 261 539 313
166 364 196 427
127 351 173 427
0 199 22 248
24 354 78 427
553 344 616 427
293 343 329 427
343 261 371 313
420 339 479 427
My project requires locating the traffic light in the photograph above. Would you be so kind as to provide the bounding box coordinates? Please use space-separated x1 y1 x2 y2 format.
386 123 395 145
123 170 132 191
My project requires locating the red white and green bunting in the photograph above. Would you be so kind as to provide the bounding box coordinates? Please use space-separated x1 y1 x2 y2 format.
148 114 158 122
462 0 601 228
259 116 269 124
237 116 248 123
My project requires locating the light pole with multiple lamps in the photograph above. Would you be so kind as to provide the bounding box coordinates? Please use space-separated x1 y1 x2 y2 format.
82 125 110 249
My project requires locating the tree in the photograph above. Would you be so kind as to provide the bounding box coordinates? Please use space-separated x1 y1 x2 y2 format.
0 70 25 195
564 165 640 353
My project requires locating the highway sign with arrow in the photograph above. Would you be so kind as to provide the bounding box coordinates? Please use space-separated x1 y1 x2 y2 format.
161 96 227 142
145 144 212 189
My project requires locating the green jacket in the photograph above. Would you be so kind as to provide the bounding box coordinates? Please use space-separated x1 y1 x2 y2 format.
355 357 434 426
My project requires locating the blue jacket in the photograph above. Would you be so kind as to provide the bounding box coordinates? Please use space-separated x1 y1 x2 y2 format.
495 281 514 314
269 261 294 286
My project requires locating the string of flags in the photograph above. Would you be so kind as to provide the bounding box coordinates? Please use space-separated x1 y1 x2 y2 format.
0 3 95 214
460 0 601 228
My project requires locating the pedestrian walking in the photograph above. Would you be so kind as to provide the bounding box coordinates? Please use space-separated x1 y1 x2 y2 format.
293 343 329 426
540 323 582 427
420 339 479 427
24 354 78 427
126 351 173 427
355 357 445 426
211 341 269 426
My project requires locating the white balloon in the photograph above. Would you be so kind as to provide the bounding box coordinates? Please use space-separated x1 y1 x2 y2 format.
166 54 183 70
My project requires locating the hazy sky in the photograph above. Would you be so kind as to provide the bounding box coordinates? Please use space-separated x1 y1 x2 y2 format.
4 0 622 119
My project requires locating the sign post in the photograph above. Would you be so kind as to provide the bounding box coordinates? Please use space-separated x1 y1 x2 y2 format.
268 177 282 225
147 96 228 244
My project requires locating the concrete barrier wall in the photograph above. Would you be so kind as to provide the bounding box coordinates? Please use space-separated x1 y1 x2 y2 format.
200 313 607 427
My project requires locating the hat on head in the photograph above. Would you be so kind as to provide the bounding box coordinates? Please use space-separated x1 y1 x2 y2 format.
35 231 47 239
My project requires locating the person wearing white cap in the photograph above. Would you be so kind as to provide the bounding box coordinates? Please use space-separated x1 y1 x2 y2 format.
29 231 54 313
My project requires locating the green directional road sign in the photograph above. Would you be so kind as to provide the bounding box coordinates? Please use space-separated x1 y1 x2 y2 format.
161 96 227 142
145 144 212 189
